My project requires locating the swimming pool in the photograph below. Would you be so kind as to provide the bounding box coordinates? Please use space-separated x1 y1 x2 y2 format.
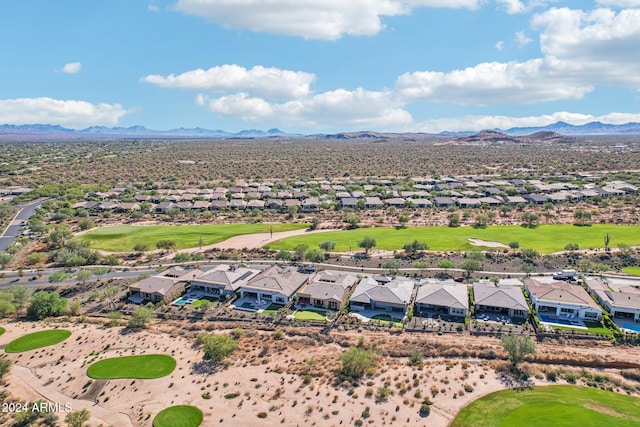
539 314 586 328
618 322 640 333
172 296 197 306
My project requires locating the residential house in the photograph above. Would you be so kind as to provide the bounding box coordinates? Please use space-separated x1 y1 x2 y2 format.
585 278 640 322
296 271 359 311
473 281 529 318
364 197 384 209
239 266 308 305
415 280 469 317
129 266 203 303
524 278 602 320
349 277 414 314
302 197 320 212
338 197 359 209
190 265 262 297
433 197 455 208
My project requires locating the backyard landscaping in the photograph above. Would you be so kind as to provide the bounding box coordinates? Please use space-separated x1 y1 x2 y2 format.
551 320 614 337
294 309 328 322
5 329 71 353
261 304 284 316
153 405 203 427
371 314 404 327
267 224 640 254
451 385 640 427
86 354 177 379
622 267 640 276
80 223 308 252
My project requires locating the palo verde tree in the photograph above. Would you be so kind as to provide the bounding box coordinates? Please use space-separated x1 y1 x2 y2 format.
501 334 536 370
358 236 377 256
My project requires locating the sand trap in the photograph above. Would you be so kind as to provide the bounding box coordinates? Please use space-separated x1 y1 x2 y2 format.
468 238 509 248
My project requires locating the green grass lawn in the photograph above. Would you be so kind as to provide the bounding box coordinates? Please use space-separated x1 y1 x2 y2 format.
551 320 613 337
5 329 71 353
153 405 203 427
371 314 404 327
0 327 5 336
622 267 640 276
262 303 284 316
266 224 640 254
86 354 176 379
80 223 308 252
294 309 328 322
452 385 640 427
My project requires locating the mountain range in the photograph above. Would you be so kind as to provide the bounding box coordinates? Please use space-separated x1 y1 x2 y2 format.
1 121 640 141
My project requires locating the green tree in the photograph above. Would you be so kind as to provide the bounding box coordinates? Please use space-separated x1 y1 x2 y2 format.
197 299 212 313
133 243 148 253
460 260 481 279
156 239 177 250
338 346 377 379
0 294 16 318
437 260 455 273
573 208 592 226
501 335 536 368
403 240 428 257
358 236 377 256
309 217 321 230
448 213 460 228
521 212 539 228
398 213 410 227
76 270 92 284
0 356 12 382
198 334 238 362
102 254 120 266
521 248 539 260
294 244 309 260
0 252 13 269
413 260 429 275
102 285 120 309
508 241 520 249
127 304 155 329
318 241 337 254
27 291 68 320
474 214 489 228
343 213 362 229
91 266 109 281
382 260 400 276
48 271 69 284
8 285 31 312
173 252 192 263
77 219 95 231
304 248 325 264
275 250 292 261
64 409 90 427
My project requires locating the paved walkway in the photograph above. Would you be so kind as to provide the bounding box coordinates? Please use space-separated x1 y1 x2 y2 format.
8 365 133 427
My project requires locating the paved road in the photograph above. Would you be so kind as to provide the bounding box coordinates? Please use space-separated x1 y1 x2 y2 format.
0 199 45 252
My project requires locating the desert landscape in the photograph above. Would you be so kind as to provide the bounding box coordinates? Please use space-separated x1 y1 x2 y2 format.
2 317 640 426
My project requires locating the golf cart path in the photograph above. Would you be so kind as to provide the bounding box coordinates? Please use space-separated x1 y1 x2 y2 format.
8 365 133 426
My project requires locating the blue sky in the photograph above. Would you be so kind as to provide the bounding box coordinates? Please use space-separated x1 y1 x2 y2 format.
1 0 639 133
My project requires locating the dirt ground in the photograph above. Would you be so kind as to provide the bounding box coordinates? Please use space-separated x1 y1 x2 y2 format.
1 320 639 427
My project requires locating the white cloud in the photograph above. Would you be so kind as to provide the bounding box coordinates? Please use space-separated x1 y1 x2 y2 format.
414 111 640 133
198 88 412 129
141 65 316 99
396 58 592 104
515 31 532 47
496 0 526 14
61 62 82 74
174 0 481 40
0 97 130 128
533 7 640 88
495 40 505 50
596 1 640 7
148 4 160 12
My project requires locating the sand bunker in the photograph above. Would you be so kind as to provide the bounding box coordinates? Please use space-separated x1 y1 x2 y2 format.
468 238 509 248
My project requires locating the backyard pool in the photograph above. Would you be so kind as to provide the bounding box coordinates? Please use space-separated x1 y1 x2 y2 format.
539 314 586 329
617 322 640 333
172 296 197 306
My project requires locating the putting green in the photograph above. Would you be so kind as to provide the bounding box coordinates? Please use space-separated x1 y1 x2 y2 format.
267 224 640 254
5 329 71 353
153 405 203 427
451 385 640 427
294 309 328 322
80 223 308 252
622 267 640 276
86 354 176 379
